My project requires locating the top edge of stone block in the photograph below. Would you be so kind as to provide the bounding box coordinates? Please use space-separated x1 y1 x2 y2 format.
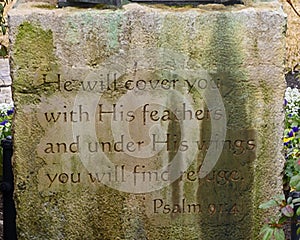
8 1 284 14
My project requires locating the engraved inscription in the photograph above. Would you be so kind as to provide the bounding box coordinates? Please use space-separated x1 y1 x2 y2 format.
35 63 255 230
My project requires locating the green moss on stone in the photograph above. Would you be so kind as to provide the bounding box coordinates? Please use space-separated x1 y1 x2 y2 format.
93 3 118 10
33 4 57 9
13 22 59 102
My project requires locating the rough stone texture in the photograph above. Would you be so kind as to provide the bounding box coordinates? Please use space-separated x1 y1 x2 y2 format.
9 2 286 240
12 0 277 7
0 59 12 104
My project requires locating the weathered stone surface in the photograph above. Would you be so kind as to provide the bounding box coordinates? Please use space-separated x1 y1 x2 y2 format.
9 2 286 239
14 0 279 7
0 58 12 104
0 86 12 104
0 59 11 86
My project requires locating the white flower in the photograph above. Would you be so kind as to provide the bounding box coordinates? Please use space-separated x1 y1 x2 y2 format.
285 87 300 115
0 103 13 112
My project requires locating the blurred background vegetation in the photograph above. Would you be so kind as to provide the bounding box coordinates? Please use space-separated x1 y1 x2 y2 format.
281 0 300 71
0 0 12 58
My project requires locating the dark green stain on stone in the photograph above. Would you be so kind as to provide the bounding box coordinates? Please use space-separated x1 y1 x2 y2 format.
14 22 59 103
197 13 254 240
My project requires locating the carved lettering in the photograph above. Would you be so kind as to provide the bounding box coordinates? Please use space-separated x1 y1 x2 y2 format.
40 71 232 98
152 133 188 152
44 105 89 123
44 136 80 153
89 165 126 183
46 173 81 187
133 165 170 186
153 198 239 215
181 168 243 185
46 173 57 188
87 135 144 153
196 138 256 154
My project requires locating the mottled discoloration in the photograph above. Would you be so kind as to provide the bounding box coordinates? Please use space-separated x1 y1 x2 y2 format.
9 3 286 239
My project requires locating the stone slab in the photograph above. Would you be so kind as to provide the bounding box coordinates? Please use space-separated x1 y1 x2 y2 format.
0 59 13 104
9 3 286 239
0 86 12 104
14 0 279 7
0 59 11 86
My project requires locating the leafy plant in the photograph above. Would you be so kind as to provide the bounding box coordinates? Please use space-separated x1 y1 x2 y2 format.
0 102 13 151
284 86 300 187
259 194 299 240
0 0 8 35
0 0 10 57
0 103 13 180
